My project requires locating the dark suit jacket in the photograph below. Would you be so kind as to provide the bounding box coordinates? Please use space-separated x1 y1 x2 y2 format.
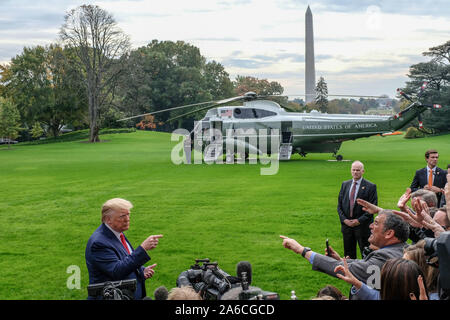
410 167 446 204
85 223 150 299
312 242 406 284
337 178 377 226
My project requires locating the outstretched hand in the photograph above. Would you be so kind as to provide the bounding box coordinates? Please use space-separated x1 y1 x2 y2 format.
409 275 428 300
144 263 157 279
397 188 411 211
392 209 422 228
279 235 303 254
334 258 362 290
356 198 382 215
444 174 450 205
141 234 163 251
325 245 341 261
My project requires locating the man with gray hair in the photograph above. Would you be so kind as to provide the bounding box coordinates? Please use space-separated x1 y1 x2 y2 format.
337 160 378 259
411 189 438 209
280 210 409 288
86 198 163 299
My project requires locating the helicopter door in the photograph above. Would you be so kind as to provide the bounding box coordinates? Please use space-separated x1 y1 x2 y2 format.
280 121 293 160
281 121 293 143
210 121 223 142
204 120 223 163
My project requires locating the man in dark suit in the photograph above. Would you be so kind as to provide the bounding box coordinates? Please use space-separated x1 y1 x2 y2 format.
410 149 446 206
85 198 163 299
337 161 377 259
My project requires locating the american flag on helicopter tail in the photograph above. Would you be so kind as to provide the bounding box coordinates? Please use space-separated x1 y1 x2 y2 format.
220 109 233 117
433 104 442 109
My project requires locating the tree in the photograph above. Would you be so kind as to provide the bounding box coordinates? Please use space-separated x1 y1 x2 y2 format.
30 122 44 139
0 45 87 138
233 76 284 96
315 76 328 113
402 41 450 133
117 40 234 131
60 4 131 142
0 97 21 149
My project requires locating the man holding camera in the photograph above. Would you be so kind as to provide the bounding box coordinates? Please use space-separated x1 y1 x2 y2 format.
85 198 163 299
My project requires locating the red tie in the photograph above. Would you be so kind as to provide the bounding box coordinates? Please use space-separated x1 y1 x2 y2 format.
120 233 130 254
349 182 357 217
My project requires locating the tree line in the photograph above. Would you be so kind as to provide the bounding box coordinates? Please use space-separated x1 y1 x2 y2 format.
1 5 449 144
0 5 283 143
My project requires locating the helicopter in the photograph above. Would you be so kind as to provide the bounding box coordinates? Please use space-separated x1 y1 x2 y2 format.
118 82 442 163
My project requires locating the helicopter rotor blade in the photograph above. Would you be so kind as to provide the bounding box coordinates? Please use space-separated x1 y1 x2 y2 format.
287 94 387 98
117 100 218 122
166 95 250 122
117 94 254 122
166 104 217 122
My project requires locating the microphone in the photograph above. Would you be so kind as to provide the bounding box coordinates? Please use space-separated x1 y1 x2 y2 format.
154 286 169 300
236 261 252 285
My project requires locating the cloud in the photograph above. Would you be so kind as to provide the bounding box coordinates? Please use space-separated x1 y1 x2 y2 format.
256 37 304 43
221 58 273 69
190 37 240 42
281 0 450 16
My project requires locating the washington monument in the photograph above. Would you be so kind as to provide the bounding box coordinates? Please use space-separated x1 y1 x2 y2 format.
305 5 316 104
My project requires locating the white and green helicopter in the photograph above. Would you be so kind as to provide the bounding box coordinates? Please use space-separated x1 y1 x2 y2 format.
119 83 442 162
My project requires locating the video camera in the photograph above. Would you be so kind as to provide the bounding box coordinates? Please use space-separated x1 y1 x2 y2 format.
87 279 136 300
423 231 450 300
176 259 279 300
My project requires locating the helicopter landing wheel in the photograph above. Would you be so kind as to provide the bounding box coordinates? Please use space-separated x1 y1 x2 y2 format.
336 154 343 161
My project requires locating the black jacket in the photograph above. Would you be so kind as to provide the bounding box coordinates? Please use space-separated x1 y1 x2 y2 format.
337 178 378 226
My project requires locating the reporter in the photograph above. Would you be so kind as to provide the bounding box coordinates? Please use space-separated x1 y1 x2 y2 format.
335 258 428 300
403 241 440 299
280 210 409 286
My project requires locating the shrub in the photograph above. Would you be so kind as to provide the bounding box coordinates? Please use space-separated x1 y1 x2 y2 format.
404 127 426 139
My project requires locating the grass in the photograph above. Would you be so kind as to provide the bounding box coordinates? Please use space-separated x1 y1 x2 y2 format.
0 130 449 300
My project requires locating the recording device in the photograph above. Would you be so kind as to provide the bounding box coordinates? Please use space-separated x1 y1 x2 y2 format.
236 260 252 285
423 231 450 300
326 239 331 257
177 258 240 300
87 279 136 300
238 271 279 300
176 259 278 300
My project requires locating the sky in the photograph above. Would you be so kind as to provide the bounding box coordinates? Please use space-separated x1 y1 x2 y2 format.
1 0 449 98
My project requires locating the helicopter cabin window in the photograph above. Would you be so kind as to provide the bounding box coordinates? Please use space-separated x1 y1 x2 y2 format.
234 108 276 119
254 109 276 118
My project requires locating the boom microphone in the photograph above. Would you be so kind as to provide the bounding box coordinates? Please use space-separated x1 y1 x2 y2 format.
236 261 252 285
154 286 169 300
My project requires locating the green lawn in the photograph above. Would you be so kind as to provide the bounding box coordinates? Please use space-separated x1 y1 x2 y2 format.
0 130 449 300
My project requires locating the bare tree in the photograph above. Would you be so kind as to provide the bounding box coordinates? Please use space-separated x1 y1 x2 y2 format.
59 5 130 142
